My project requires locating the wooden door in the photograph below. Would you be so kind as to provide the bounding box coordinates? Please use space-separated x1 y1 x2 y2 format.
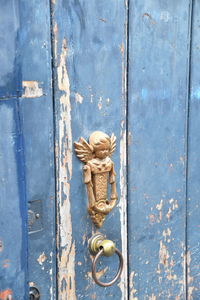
52 0 200 299
1 1 200 299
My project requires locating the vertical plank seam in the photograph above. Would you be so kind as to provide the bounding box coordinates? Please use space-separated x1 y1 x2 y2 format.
185 1 194 299
16 100 29 298
49 0 58 299
126 0 130 299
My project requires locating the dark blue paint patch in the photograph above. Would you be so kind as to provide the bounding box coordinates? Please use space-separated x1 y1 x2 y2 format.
0 99 27 298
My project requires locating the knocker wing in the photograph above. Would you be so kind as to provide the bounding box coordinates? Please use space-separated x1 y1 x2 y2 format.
74 137 94 162
110 133 116 156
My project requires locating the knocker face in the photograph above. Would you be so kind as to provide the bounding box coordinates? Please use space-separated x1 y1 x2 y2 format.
94 146 110 159
74 131 118 227
89 131 111 160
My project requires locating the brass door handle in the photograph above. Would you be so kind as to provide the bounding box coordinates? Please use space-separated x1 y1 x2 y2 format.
89 234 123 287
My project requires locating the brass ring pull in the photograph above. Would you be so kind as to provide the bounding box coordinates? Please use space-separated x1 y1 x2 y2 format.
92 247 123 287
89 233 123 287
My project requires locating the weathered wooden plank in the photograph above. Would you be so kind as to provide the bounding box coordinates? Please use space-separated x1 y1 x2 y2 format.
0 1 28 297
0 100 28 298
18 0 56 298
51 0 128 298
186 1 200 299
127 1 191 298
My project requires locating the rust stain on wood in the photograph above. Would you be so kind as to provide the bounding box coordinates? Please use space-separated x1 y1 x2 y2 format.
56 38 76 300
0 289 13 300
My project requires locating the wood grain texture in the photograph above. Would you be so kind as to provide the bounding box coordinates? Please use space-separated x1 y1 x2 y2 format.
51 0 128 298
187 1 200 299
127 0 192 298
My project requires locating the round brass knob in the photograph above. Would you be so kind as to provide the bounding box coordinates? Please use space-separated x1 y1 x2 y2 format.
99 239 116 256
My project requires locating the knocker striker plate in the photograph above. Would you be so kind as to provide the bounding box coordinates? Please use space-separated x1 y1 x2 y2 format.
74 131 118 227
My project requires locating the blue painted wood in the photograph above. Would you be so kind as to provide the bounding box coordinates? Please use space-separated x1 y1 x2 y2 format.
127 1 191 298
51 0 128 298
19 0 56 298
0 1 27 298
1 1 200 299
0 0 21 99
0 1 56 298
0 100 28 298
187 1 200 298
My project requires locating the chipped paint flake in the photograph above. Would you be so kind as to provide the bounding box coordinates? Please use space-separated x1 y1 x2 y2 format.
22 81 43 98
149 294 156 300
159 241 169 268
188 286 195 300
162 228 171 242
129 271 138 300
37 252 47 266
53 23 58 61
117 34 128 300
87 266 108 279
75 93 83 104
156 199 163 211
56 38 76 300
117 126 128 297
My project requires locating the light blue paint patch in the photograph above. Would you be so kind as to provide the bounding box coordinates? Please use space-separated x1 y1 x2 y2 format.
191 87 200 100
141 88 148 101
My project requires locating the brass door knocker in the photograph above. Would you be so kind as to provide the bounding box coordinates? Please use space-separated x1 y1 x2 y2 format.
74 131 118 227
88 233 123 287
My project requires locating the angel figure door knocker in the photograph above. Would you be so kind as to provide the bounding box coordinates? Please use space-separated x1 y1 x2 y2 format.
74 131 118 227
